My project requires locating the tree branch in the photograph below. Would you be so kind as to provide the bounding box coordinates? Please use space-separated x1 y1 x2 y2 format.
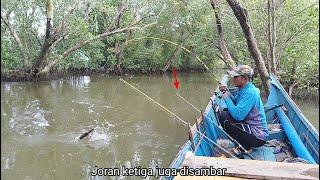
226 0 270 95
49 33 69 51
1 12 29 67
210 0 236 70
37 14 154 76
276 20 311 64
52 1 79 37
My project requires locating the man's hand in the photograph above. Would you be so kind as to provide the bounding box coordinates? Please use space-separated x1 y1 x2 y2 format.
219 85 231 99
222 91 231 99
219 85 229 94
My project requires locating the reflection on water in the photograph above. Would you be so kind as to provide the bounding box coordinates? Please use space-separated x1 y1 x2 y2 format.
1 73 319 179
293 97 319 131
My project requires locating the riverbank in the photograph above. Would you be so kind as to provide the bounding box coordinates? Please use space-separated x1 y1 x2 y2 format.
1 68 318 100
292 90 319 102
1 69 108 82
1 68 207 82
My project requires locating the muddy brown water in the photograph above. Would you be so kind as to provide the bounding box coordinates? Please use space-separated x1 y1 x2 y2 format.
1 73 318 179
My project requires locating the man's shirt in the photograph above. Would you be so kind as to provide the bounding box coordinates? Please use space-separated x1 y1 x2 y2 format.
224 82 269 140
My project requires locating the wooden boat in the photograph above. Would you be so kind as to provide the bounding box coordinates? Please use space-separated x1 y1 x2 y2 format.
169 74 319 179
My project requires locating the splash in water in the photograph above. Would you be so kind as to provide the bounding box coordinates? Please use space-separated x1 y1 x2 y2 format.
9 100 50 136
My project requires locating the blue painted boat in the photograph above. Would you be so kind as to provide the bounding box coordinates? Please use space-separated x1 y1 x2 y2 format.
169 74 319 179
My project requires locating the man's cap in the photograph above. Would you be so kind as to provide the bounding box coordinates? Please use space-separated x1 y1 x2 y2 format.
227 65 254 77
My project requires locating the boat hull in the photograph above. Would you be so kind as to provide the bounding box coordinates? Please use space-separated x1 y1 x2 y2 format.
168 74 319 179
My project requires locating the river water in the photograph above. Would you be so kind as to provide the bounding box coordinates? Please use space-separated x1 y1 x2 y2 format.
1 73 318 179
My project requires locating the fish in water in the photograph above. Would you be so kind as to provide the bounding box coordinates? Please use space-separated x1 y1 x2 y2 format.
79 128 94 140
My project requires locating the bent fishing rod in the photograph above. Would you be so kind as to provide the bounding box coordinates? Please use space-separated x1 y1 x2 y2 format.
176 93 255 160
119 78 237 159
126 37 222 84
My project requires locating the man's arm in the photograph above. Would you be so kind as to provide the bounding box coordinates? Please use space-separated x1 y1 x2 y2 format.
229 93 237 102
223 92 256 121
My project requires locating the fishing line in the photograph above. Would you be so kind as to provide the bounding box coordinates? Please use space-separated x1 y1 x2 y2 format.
125 36 221 84
176 93 201 113
122 37 239 157
119 78 236 158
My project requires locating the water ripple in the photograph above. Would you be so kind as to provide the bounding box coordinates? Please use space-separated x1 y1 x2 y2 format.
9 100 50 136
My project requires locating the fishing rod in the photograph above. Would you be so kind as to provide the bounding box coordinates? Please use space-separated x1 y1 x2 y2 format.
176 93 256 160
119 78 237 158
126 37 221 84
126 36 228 100
124 37 242 157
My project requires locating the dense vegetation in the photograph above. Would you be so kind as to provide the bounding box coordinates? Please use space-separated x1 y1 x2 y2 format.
1 0 318 94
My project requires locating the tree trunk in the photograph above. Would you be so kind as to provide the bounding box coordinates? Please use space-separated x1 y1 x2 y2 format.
37 19 146 76
288 60 297 96
36 2 159 76
115 40 123 75
162 45 181 71
34 42 51 73
210 0 236 70
226 0 270 96
288 82 298 97
185 45 193 72
115 1 128 75
267 0 277 76
33 0 53 76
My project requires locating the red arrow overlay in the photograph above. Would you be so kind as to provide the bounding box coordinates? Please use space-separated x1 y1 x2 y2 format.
173 67 180 89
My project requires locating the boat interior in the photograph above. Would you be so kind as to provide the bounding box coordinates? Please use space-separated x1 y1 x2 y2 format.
169 75 319 179
214 108 300 162
189 75 319 164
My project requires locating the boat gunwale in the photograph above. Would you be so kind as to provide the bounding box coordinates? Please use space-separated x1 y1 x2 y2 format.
169 73 319 175
269 74 319 140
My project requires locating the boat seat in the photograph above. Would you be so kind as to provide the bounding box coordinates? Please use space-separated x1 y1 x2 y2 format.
267 129 286 141
264 104 284 113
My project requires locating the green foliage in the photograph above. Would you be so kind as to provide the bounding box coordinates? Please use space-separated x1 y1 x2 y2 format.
1 37 24 70
123 41 164 72
0 0 318 92
274 0 319 90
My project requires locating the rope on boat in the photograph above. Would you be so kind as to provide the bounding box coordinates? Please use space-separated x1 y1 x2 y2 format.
119 78 236 158
176 93 256 160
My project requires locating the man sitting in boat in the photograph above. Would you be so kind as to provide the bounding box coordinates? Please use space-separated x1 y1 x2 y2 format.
218 65 269 157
